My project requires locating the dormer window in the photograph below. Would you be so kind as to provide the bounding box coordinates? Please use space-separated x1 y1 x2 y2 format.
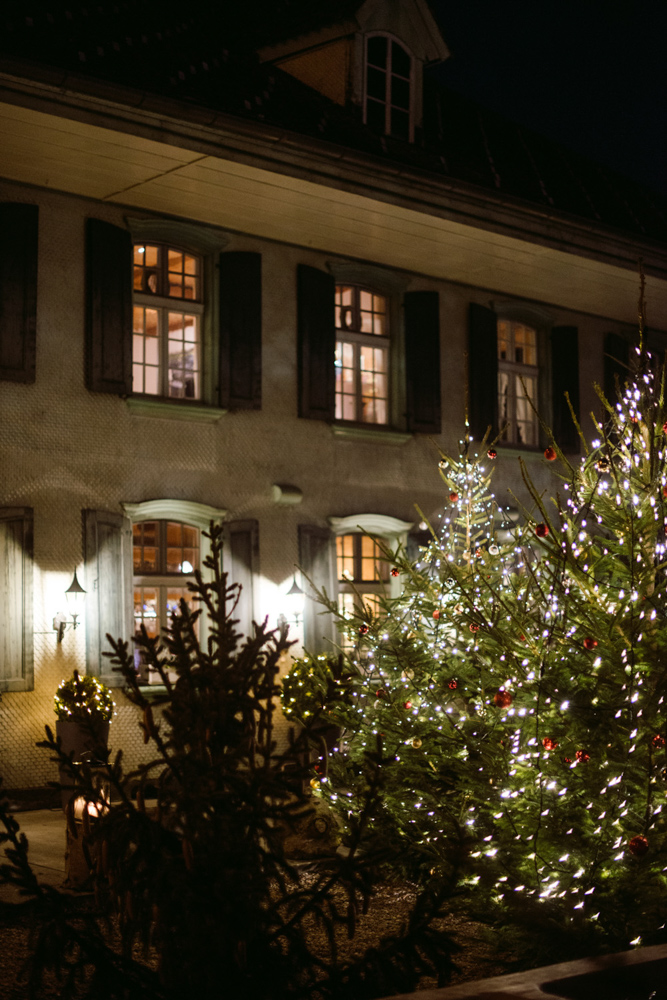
364 34 413 141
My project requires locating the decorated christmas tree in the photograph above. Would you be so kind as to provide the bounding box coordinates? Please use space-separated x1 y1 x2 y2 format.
289 320 667 960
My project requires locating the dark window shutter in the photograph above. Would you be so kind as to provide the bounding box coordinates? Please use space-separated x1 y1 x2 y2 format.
0 507 33 692
86 219 132 394
219 251 262 409
297 265 335 421
404 290 441 433
83 509 133 681
222 519 259 641
604 333 630 403
551 326 580 453
0 203 38 383
468 303 498 442
299 525 336 654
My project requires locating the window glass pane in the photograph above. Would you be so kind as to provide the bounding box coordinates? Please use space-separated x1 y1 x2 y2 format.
360 309 373 334
145 367 159 395
367 66 386 102
166 548 182 573
134 244 160 295
366 98 386 132
167 313 200 400
133 521 159 572
133 307 159 395
367 35 387 68
390 76 410 111
167 588 197 623
184 255 197 275
166 522 182 546
360 290 373 312
361 536 388 581
342 396 356 420
135 587 159 638
337 535 355 581
391 40 411 78
183 525 198 547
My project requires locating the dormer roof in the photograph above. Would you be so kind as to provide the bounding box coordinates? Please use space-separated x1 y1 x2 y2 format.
258 0 449 66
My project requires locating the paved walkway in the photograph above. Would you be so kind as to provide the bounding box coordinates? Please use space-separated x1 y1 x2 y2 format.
0 809 67 903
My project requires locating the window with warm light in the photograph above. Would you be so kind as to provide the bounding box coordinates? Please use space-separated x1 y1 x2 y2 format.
133 244 203 400
335 285 389 424
497 319 539 447
132 520 199 682
336 534 389 645
364 34 413 141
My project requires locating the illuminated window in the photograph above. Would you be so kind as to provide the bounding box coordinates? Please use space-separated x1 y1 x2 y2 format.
132 520 199 683
335 285 389 424
336 533 389 645
132 244 202 400
364 34 412 141
497 320 539 447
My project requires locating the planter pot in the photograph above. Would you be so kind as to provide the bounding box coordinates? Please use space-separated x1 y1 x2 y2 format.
55 717 110 811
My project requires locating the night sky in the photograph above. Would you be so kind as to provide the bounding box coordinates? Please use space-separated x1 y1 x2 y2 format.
430 0 667 198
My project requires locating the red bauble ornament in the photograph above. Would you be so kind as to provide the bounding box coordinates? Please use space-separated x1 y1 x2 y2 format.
663 486 667 498
358 624 369 635
487 449 497 459
542 737 558 751
469 622 480 633
663 422 667 435
376 689 386 698
519 634 526 641
652 734 666 748
575 750 590 763
628 835 649 857
404 701 412 710
583 637 598 651
448 679 458 690
449 492 459 503
494 689 513 708
433 610 441 620
544 446 557 461
391 567 400 577
564 757 572 764
535 523 549 538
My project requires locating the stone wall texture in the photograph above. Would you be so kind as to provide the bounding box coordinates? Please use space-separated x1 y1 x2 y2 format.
0 178 636 789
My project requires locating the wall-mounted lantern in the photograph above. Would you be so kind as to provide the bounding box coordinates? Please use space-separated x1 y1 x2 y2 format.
53 569 87 643
278 575 305 632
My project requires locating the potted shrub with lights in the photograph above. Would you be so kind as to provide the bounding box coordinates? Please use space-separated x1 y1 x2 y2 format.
54 671 114 808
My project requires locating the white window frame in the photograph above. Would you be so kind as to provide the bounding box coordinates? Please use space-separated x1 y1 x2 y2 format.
132 242 204 401
335 283 390 425
363 31 414 142
123 500 226 676
329 513 413 650
125 218 230 421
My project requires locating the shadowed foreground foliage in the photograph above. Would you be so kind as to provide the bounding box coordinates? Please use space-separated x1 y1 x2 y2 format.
0 523 461 999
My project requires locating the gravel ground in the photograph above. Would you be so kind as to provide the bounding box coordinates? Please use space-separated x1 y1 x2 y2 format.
0 882 504 999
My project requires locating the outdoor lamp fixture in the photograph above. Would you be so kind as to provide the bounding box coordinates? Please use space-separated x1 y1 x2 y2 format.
53 569 87 642
280 575 305 629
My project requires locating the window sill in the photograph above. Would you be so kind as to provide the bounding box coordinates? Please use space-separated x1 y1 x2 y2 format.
331 423 411 446
137 684 170 702
126 397 226 422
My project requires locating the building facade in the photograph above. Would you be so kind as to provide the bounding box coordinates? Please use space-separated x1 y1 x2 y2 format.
1 0 666 790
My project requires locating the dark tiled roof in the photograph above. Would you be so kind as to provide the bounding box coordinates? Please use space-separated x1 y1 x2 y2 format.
1 0 666 244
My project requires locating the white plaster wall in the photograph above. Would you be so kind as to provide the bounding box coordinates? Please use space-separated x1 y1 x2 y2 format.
0 178 637 788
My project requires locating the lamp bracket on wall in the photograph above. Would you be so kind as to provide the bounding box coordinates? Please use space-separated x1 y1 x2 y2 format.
54 569 86 643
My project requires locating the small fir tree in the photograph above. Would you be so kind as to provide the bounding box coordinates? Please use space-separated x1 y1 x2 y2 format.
293 334 667 961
